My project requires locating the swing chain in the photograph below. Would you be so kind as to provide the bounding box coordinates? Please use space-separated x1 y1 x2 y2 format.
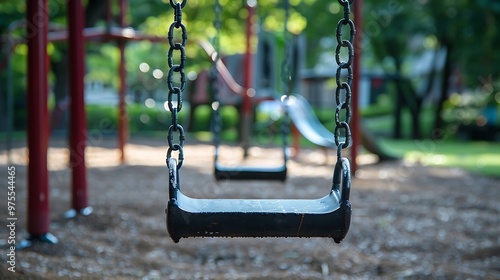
166 0 188 169
213 0 222 37
280 0 292 160
280 0 292 96
334 0 355 151
211 0 222 148
212 0 221 85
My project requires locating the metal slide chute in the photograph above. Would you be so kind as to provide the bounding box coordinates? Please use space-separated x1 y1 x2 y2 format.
287 94 398 161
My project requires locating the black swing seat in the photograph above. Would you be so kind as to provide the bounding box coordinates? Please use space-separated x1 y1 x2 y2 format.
166 158 351 243
214 161 287 181
213 148 288 181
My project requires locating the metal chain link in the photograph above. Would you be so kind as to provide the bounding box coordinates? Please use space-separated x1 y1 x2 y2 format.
334 0 355 153
280 0 292 97
213 0 222 51
166 0 188 169
211 0 222 150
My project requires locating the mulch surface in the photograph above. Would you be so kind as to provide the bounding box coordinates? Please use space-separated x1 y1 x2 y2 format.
0 137 499 279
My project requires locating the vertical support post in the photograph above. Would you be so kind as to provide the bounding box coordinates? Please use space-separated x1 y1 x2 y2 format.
351 0 363 175
21 0 58 248
291 123 300 156
6 38 14 164
241 0 255 158
117 0 128 164
66 0 92 218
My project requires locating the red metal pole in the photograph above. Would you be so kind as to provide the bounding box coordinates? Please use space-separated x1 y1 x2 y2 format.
291 124 300 156
68 0 90 214
241 1 255 157
118 0 128 163
25 0 55 242
351 0 363 175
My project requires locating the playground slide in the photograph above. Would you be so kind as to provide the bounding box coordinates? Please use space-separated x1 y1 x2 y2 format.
198 40 244 95
286 94 398 161
286 95 337 148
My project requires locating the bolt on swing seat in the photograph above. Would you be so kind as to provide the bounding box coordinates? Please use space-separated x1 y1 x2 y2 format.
166 155 351 243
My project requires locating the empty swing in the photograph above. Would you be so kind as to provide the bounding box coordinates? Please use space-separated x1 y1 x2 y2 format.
211 1 288 182
165 0 355 243
212 100 289 181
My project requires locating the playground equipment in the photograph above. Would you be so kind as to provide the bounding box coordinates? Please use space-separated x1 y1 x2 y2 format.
20 0 97 247
288 94 339 148
199 40 395 162
288 94 397 161
18 0 169 247
23 0 55 247
166 0 354 242
210 0 289 181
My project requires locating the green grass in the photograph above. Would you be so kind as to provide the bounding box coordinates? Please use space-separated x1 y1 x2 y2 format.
5 103 499 178
193 129 239 142
0 131 26 141
381 139 500 177
363 106 437 138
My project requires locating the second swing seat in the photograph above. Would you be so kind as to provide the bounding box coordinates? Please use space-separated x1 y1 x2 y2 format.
214 162 287 181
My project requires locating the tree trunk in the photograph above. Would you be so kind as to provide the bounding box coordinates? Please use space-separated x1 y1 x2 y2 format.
389 50 404 139
390 47 443 140
50 51 70 132
393 76 403 139
412 97 422 139
433 42 452 140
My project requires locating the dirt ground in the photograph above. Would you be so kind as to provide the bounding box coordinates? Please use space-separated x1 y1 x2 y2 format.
0 137 499 279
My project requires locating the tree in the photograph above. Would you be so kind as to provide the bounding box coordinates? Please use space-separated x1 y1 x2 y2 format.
362 0 430 139
422 0 500 137
364 0 500 139
0 2 27 132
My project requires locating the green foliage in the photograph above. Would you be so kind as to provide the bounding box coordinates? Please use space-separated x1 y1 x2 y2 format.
7 44 27 94
191 105 212 132
4 1 500 140
363 0 424 72
360 102 393 118
220 105 239 129
86 105 118 133
364 106 437 138
382 139 500 177
442 91 500 127
190 105 238 132
86 45 120 88
364 0 500 86
0 2 25 31
422 1 500 85
127 103 172 133
86 104 182 134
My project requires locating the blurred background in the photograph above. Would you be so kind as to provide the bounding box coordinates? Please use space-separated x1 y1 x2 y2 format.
1 0 499 175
